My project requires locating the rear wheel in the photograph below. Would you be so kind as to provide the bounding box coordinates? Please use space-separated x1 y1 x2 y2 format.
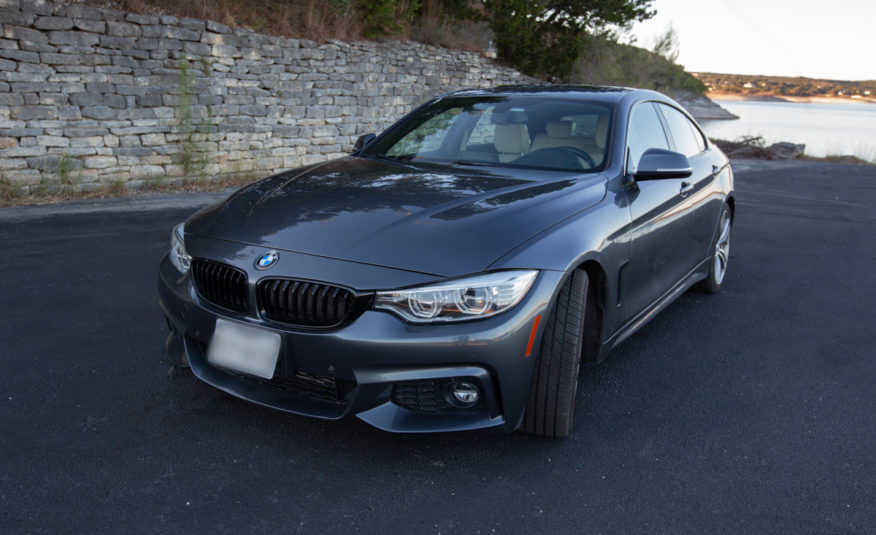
522 269 589 438
695 204 732 293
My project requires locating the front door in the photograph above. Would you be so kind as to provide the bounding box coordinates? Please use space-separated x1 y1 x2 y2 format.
620 102 698 323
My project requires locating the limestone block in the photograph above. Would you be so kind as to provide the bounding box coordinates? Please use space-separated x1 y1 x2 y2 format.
140 132 165 145
206 20 230 34
126 13 159 25
69 135 104 147
81 105 114 119
73 19 105 33
33 16 74 30
0 48 40 62
2 145 44 157
48 30 98 46
129 164 163 179
36 134 68 147
7 168 41 185
84 155 116 168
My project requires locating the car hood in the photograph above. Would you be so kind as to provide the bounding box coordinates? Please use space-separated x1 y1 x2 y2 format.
186 157 607 277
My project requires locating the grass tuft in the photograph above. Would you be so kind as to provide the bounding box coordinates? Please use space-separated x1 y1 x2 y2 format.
0 173 261 207
106 180 127 196
803 154 875 166
0 175 22 201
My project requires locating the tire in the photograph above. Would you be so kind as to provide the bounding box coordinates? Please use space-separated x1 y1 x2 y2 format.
522 269 589 438
695 204 732 294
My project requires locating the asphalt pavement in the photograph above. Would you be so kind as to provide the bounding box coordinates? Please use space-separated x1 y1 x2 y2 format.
1 160 874 534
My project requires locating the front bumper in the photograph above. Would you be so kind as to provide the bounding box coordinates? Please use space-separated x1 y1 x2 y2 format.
158 248 561 434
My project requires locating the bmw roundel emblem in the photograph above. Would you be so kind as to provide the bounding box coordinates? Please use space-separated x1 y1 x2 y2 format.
255 251 279 270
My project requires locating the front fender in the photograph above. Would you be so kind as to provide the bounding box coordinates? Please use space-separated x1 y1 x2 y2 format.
487 183 632 340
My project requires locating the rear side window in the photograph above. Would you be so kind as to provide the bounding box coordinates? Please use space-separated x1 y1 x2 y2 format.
627 103 669 172
658 104 706 157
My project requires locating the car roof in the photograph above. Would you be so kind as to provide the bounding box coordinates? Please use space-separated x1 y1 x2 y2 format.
442 85 657 105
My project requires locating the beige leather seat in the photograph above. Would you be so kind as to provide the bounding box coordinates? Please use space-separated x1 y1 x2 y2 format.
590 114 609 162
531 120 584 152
494 123 530 162
580 115 609 166
531 117 609 167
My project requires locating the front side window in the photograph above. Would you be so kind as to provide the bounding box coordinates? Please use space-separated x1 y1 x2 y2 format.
364 96 613 173
626 102 669 173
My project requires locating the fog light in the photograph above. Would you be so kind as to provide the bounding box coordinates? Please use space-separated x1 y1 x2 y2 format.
450 381 480 406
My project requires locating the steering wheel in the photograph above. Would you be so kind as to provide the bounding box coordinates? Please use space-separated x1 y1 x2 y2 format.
553 146 597 169
519 147 597 170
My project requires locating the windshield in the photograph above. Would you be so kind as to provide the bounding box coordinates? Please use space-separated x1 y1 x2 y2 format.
363 96 613 173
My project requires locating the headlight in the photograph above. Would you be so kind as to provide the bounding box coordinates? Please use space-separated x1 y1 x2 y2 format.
374 270 537 323
169 222 191 274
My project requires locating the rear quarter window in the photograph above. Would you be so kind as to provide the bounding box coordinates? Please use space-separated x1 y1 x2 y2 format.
658 104 706 158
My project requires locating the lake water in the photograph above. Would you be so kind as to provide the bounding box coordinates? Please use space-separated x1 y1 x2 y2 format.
699 99 876 161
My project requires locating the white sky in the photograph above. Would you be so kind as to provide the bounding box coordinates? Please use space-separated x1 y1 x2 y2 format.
629 0 875 80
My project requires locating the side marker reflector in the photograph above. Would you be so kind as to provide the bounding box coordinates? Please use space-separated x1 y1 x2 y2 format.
525 315 542 357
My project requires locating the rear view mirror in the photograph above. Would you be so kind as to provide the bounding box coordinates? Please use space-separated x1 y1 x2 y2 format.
353 133 376 153
634 148 692 180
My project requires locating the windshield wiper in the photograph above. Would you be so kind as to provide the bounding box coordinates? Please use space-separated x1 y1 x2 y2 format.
370 153 418 162
450 160 495 167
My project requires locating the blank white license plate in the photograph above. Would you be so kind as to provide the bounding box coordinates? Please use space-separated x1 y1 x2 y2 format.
207 319 281 379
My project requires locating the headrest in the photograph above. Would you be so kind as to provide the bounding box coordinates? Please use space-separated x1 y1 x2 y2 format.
494 124 529 154
545 120 572 138
492 110 528 125
595 115 609 149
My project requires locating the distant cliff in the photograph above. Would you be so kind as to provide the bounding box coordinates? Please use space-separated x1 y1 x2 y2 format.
695 72 876 101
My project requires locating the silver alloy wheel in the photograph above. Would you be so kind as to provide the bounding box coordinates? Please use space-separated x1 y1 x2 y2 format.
713 210 731 284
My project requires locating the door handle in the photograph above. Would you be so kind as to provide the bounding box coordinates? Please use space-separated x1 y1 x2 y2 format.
680 181 693 197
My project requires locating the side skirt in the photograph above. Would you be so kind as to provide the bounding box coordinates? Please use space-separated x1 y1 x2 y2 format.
598 258 709 359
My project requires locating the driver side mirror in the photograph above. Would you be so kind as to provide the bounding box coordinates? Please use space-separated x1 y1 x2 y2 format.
353 133 376 153
633 148 692 180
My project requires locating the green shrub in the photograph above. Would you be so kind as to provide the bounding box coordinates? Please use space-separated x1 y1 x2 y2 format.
571 35 706 95
483 0 655 80
357 0 420 38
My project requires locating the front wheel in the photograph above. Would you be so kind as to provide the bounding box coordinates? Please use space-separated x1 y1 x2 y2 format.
695 204 732 293
522 269 589 438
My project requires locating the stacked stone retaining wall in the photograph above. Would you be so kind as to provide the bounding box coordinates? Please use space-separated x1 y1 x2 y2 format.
0 0 537 192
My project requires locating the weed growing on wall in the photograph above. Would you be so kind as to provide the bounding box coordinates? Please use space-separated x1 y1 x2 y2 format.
175 55 216 183
0 175 21 201
176 56 207 180
57 153 81 195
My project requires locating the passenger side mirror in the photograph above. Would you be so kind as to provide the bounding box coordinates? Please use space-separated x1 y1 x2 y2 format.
353 133 376 153
634 148 692 180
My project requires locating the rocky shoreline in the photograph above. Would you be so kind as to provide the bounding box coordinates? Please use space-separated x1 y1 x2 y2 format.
677 95 738 120
711 137 805 160
711 137 872 165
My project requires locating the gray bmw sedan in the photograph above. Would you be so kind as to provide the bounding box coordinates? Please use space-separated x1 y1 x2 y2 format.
158 86 734 437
